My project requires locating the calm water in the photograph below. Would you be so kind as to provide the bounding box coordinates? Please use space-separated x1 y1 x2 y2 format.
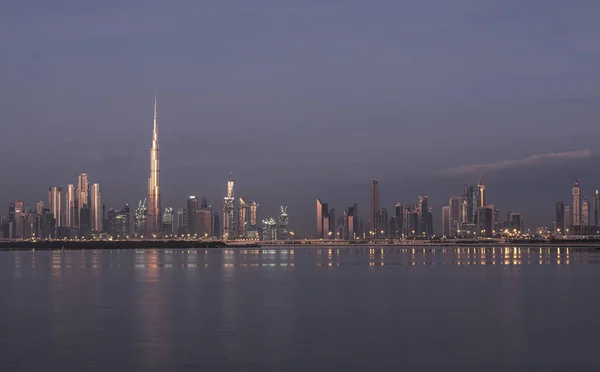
1 246 600 371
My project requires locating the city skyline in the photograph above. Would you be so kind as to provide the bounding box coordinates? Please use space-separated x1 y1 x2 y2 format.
2 1 600 235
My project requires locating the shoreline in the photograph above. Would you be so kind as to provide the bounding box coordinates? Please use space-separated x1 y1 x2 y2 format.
1 239 600 251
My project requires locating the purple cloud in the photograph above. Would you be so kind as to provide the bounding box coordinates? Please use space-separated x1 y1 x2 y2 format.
439 150 592 177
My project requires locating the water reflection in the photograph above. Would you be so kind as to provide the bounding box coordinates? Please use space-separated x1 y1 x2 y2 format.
3 246 599 276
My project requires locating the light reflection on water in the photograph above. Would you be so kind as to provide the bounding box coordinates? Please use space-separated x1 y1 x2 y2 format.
2 245 600 370
4 246 598 274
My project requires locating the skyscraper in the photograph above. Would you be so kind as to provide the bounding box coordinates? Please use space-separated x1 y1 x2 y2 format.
555 202 565 234
316 199 329 239
370 179 379 235
212 212 221 238
197 209 212 238
133 199 147 236
278 206 289 240
162 207 174 235
147 93 161 236
90 183 102 232
594 190 599 228
222 180 236 239
177 208 187 235
573 179 581 227
442 206 450 237
48 186 62 228
65 184 76 228
477 175 486 208
316 199 323 238
507 212 522 232
564 205 572 233
238 197 248 238
448 196 462 237
36 201 45 215
187 196 198 235
14 201 23 239
196 197 212 238
249 201 258 227
477 205 494 237
582 198 589 228
77 173 89 229
79 204 91 237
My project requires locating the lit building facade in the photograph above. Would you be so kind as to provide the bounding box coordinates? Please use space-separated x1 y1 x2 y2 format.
147 94 161 236
133 199 147 236
187 196 198 235
177 208 187 235
48 186 62 228
90 183 102 233
65 184 76 228
162 207 173 236
77 173 89 230
573 179 581 227
582 198 589 227
277 206 289 240
370 179 379 236
222 180 236 239
555 202 565 234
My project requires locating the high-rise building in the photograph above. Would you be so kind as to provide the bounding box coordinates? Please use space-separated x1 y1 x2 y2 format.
316 199 324 238
448 196 462 237
249 201 258 227
582 198 589 227
261 218 277 241
344 206 356 240
146 94 162 236
197 209 212 238
466 185 482 225
394 203 404 238
594 190 599 228
507 212 522 232
477 175 486 208
238 197 248 238
14 201 24 239
442 206 450 237
187 196 198 235
147 93 161 236
370 179 379 235
316 199 335 239
328 208 336 237
36 201 45 215
555 202 565 234
106 205 130 237
77 173 89 229
277 206 289 240
573 179 581 227
212 212 221 238
65 184 76 228
380 207 389 238
162 207 173 236
177 208 187 235
477 205 494 237
48 186 62 228
79 204 91 237
316 198 329 239
565 206 572 233
133 199 147 236
90 183 102 233
223 180 236 239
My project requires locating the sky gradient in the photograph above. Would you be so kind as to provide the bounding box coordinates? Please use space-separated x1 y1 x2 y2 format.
1 1 600 235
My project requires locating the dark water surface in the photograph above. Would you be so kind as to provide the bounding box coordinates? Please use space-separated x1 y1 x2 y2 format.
1 246 600 371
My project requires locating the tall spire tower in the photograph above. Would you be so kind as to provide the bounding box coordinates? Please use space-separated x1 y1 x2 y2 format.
147 92 161 236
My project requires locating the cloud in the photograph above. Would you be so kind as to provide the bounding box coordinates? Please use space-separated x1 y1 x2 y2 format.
438 149 592 177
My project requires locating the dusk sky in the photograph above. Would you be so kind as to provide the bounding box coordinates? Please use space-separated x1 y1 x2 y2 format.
2 1 600 235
